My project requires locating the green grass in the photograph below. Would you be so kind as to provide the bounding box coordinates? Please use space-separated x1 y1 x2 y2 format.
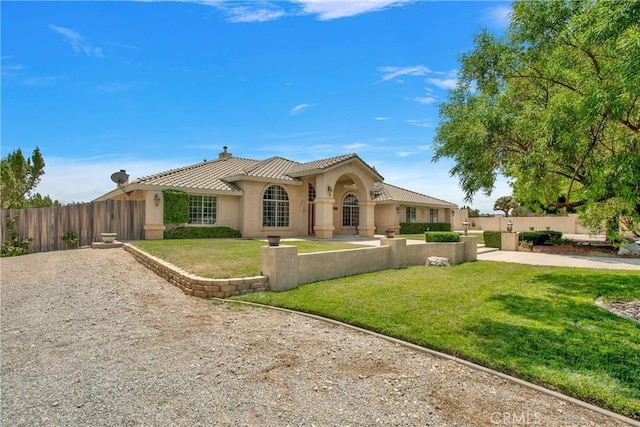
131 238 367 278
234 262 640 419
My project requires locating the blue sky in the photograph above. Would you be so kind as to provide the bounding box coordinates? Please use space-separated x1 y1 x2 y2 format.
2 0 512 212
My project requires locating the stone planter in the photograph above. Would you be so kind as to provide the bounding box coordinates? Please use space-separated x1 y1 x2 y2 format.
385 230 395 238
267 235 281 246
101 232 117 243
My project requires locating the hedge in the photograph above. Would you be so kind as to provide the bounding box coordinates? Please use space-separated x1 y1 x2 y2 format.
483 231 502 249
519 230 562 245
164 226 242 239
163 190 189 224
400 222 451 234
425 232 460 242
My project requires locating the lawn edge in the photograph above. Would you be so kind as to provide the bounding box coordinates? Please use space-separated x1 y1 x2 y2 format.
219 297 640 426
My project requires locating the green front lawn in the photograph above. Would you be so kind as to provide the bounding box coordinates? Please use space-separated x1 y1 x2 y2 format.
235 262 640 419
132 239 367 278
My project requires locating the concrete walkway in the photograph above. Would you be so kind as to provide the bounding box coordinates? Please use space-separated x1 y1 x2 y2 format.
477 246 640 270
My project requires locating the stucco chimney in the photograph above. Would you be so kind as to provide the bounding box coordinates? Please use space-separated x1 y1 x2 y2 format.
218 146 232 159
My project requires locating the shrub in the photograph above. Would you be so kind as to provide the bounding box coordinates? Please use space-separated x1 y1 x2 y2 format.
1 217 32 257
483 231 502 249
163 190 189 224
519 230 562 245
400 222 451 234
425 232 459 242
164 226 241 239
61 231 79 249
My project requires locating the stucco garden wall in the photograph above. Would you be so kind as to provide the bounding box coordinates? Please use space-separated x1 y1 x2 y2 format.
453 210 590 234
463 214 590 234
297 246 391 284
262 238 477 292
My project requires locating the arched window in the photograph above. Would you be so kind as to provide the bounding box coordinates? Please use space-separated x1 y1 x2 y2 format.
342 193 359 227
263 185 289 227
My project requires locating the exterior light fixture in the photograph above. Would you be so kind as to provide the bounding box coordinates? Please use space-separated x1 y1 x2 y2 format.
462 219 469 236
154 193 161 207
507 220 513 233
327 186 333 196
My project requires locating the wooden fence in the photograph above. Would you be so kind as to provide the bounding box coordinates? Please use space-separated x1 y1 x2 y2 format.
1 200 145 254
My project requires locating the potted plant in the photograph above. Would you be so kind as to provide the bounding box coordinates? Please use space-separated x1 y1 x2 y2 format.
61 231 79 249
266 235 281 246
101 232 117 243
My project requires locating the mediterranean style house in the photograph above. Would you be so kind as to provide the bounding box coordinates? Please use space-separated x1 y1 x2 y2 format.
94 147 458 239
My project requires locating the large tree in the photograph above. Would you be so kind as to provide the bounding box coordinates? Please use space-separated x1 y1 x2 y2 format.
493 196 518 217
433 0 640 239
0 147 46 210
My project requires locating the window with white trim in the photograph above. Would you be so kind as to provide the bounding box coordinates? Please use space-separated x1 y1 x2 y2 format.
189 195 217 224
406 207 417 223
263 185 290 227
342 193 359 227
430 208 439 223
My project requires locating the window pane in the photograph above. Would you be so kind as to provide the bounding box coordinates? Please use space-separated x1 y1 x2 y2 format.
189 195 217 224
342 193 359 227
263 185 289 227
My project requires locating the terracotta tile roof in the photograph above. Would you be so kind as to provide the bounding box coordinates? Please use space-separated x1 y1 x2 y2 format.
374 182 457 207
134 157 257 192
224 157 302 183
125 153 453 207
288 153 383 180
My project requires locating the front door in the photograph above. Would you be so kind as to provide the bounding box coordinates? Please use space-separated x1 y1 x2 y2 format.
308 202 316 235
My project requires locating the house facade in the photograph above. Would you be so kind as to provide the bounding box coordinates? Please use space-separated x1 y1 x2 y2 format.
94 148 458 239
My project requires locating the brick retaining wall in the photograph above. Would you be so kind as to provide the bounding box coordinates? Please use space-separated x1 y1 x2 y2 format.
124 244 269 298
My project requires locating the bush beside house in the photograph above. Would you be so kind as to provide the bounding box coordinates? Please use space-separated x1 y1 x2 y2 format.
164 226 241 239
401 222 452 234
425 232 459 242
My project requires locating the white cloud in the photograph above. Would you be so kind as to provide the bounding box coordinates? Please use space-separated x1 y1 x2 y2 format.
414 96 437 105
23 76 58 86
225 5 287 22
426 77 457 90
374 117 390 121
405 119 434 128
376 65 431 84
35 156 189 205
48 25 103 57
1 63 24 72
481 5 512 29
343 142 368 150
289 103 315 115
293 0 410 20
396 151 414 157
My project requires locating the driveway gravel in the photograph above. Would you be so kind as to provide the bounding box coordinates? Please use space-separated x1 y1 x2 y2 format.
1 248 634 426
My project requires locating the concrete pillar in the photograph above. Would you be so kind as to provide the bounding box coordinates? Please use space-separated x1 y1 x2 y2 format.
314 197 335 239
381 238 407 269
459 236 477 262
501 232 519 251
260 245 298 291
358 200 376 237
143 190 166 239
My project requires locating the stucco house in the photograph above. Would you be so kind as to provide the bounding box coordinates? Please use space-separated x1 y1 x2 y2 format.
94 147 458 239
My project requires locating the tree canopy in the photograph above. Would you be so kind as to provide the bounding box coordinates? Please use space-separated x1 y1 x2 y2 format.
433 0 640 238
0 147 46 210
493 196 518 217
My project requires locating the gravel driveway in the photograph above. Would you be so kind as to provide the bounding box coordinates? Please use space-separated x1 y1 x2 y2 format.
1 248 633 426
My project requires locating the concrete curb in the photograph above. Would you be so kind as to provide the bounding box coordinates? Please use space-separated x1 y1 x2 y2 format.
215 297 640 427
